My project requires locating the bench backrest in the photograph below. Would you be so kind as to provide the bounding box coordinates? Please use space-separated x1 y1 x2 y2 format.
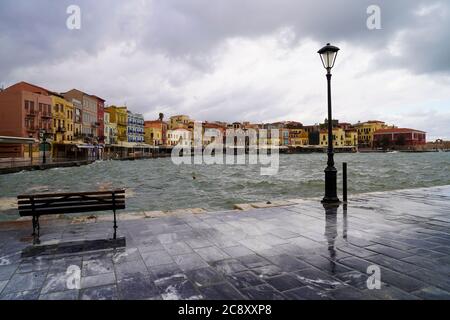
17 190 126 217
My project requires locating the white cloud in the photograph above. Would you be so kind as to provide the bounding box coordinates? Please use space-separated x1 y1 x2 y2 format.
2 0 450 140
8 27 450 140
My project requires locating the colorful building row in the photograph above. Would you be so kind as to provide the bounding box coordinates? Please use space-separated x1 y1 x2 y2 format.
0 81 428 159
0 81 148 159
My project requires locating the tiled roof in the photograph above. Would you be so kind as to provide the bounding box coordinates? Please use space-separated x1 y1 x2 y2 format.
374 128 426 134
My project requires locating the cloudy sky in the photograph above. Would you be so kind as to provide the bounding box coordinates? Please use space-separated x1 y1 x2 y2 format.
1 0 449 139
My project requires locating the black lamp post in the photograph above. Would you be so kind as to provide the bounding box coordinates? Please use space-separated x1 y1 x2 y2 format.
318 43 340 203
39 129 47 164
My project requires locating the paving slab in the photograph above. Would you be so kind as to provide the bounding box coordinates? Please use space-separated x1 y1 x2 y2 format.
0 185 450 299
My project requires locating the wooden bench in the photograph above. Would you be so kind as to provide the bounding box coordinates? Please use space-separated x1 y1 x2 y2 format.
18 189 125 244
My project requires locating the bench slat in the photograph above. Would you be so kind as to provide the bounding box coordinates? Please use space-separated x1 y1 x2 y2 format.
19 204 126 216
18 200 125 211
17 195 125 205
17 189 125 199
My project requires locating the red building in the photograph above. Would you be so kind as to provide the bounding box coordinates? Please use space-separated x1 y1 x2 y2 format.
0 82 53 157
373 128 426 149
91 95 105 144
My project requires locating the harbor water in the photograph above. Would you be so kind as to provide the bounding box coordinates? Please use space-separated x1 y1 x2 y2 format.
0 152 449 220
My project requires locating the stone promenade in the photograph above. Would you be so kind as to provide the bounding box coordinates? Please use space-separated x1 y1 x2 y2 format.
1 185 449 300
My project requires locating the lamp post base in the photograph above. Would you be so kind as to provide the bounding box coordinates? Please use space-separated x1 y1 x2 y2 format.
322 166 340 204
321 197 340 204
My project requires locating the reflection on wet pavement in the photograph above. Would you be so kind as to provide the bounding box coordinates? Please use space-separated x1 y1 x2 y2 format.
0 185 449 300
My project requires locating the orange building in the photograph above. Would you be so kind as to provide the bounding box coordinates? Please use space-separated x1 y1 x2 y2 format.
144 120 168 146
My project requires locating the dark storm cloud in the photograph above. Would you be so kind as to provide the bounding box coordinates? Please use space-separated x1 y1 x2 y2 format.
0 0 138 77
0 0 449 79
144 0 450 74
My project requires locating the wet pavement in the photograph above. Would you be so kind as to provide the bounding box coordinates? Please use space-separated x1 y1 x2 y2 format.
0 185 449 300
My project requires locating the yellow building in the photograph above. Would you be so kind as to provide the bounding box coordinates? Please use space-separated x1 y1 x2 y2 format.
289 129 309 146
320 128 346 148
105 106 128 142
354 120 387 148
51 94 74 144
49 94 75 159
345 129 358 147
169 115 191 130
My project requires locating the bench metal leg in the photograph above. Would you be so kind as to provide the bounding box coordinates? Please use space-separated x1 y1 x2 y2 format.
32 215 36 237
36 215 40 245
113 209 117 240
32 215 41 245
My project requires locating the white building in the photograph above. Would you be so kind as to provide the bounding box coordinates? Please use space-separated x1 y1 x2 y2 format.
127 111 144 143
104 112 117 145
167 129 192 147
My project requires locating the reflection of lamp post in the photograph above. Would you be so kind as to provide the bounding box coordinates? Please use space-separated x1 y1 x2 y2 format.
39 129 48 164
28 133 34 165
318 43 340 203
323 202 340 274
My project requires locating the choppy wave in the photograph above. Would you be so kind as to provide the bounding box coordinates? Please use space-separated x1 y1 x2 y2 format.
1 152 449 220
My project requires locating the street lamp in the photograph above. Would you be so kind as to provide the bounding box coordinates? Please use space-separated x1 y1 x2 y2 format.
318 43 340 203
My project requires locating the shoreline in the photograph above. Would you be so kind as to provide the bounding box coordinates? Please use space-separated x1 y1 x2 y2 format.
1 184 449 228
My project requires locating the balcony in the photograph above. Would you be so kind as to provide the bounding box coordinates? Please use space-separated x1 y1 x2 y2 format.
26 110 36 117
41 112 52 119
56 126 66 133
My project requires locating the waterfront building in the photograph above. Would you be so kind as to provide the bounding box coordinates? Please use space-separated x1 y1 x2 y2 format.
344 129 358 147
303 124 320 144
338 122 352 130
50 93 75 158
242 123 261 131
71 98 83 142
320 118 339 130
91 95 106 145
286 121 303 129
202 122 226 146
62 89 98 143
289 128 309 147
320 127 346 148
229 122 243 130
50 94 74 143
280 128 290 146
104 111 117 145
259 123 284 146
127 111 144 143
353 120 388 148
0 81 52 158
145 120 168 146
169 115 191 130
105 106 128 142
373 128 426 149
167 129 192 147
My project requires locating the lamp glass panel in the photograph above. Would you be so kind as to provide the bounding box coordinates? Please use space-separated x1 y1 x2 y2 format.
324 51 337 68
319 53 327 69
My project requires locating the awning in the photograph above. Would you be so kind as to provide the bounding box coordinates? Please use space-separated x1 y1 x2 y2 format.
75 144 96 149
0 136 37 144
107 143 158 149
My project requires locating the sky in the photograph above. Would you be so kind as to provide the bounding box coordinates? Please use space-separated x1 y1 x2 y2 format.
0 0 449 140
